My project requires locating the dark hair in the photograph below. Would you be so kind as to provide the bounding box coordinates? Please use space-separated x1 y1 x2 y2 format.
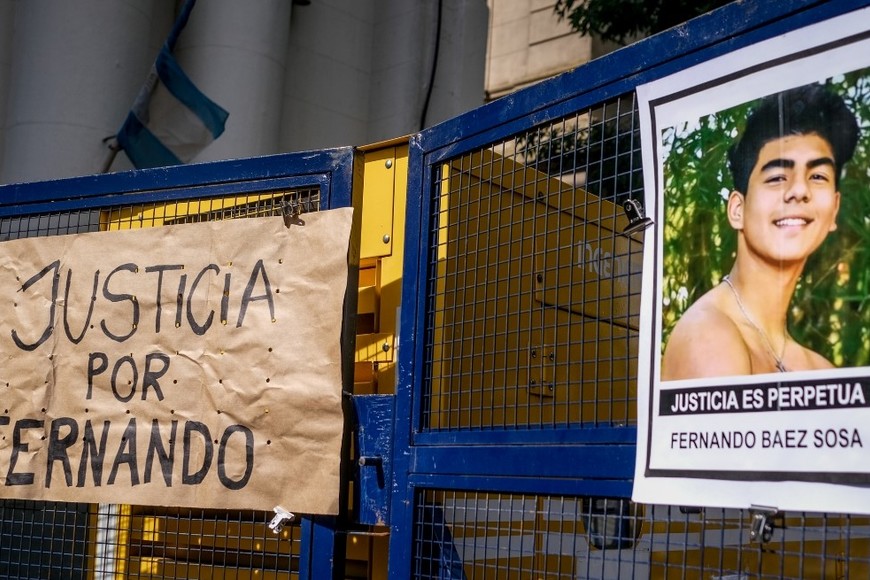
728 83 860 194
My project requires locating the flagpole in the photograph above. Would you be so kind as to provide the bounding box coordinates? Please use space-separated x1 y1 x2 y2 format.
98 136 122 174
166 0 198 51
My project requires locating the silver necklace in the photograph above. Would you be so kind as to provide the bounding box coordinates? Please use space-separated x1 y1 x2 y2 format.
722 275 788 373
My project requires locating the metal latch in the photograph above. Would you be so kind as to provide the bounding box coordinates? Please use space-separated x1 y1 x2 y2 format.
749 505 779 543
268 506 295 534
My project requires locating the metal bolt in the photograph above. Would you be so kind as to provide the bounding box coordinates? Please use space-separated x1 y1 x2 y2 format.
382 342 391 352
383 234 391 244
358 456 383 467
385 159 393 169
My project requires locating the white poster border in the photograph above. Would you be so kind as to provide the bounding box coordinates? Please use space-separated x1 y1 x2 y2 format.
634 6 870 513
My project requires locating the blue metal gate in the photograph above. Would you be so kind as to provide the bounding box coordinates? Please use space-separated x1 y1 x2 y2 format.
0 147 357 579
5 2 870 578
387 1 870 577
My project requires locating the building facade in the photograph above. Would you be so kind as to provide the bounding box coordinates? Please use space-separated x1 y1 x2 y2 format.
0 0 598 185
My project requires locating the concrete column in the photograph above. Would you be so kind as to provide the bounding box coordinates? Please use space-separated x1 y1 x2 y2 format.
367 0 434 143
0 0 15 173
424 0 488 128
174 0 291 163
0 0 169 184
367 0 488 143
281 0 375 153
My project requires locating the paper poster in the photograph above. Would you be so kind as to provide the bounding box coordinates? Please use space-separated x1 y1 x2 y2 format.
0 209 352 514
634 8 870 513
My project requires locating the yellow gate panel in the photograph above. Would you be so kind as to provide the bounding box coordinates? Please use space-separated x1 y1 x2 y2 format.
427 148 638 430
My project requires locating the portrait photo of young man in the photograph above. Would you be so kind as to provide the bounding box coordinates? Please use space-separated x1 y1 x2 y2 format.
652 68 870 382
661 84 861 380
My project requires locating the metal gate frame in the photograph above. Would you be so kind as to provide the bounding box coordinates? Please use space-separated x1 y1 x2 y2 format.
387 1 870 577
0 147 359 579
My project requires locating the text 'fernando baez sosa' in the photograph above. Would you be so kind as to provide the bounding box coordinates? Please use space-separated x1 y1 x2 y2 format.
660 381 867 450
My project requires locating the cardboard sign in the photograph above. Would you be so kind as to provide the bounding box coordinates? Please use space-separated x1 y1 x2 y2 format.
0 209 352 514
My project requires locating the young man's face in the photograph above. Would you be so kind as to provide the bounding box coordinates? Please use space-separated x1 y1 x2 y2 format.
728 132 841 265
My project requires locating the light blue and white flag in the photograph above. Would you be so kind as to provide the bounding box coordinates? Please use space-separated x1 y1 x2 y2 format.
116 0 228 169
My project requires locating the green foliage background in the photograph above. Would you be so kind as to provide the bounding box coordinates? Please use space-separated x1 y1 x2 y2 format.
553 0 731 45
661 70 870 367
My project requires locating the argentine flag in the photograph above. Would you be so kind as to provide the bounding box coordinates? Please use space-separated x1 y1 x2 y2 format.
116 0 228 169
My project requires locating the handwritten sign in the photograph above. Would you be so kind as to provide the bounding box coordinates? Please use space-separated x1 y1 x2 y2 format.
0 209 352 513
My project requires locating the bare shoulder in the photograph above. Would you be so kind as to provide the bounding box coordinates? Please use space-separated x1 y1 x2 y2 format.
661 290 752 380
795 344 835 371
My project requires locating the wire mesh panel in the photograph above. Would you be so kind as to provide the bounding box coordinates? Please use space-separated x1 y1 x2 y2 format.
0 153 347 578
0 501 302 579
423 94 642 432
125 507 301 578
405 38 870 578
412 490 870 579
0 210 103 239
0 500 90 579
391 4 870 580
98 188 319 230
